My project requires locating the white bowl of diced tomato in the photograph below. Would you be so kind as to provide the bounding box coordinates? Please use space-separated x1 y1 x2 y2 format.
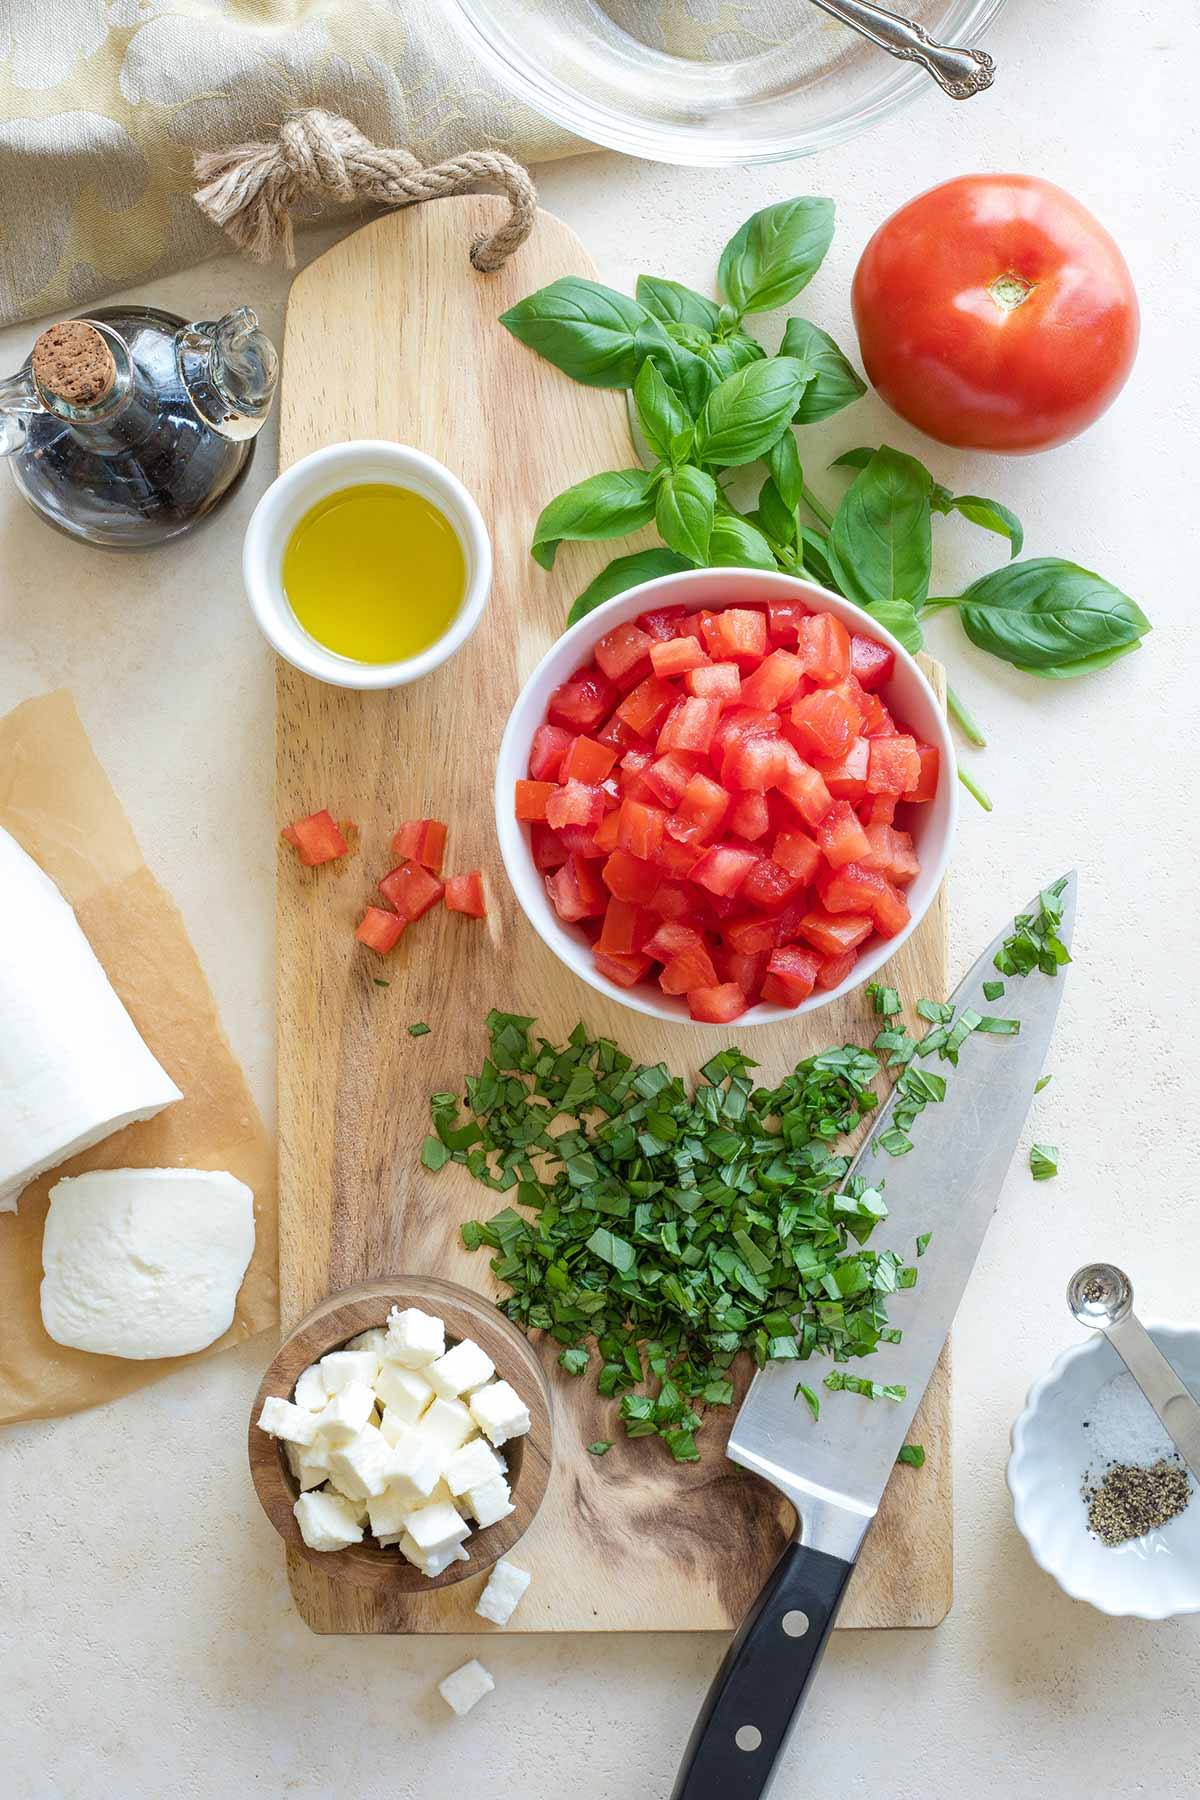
495 567 956 1026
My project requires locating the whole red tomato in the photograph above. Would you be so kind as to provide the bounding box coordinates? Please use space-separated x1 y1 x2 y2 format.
851 174 1139 454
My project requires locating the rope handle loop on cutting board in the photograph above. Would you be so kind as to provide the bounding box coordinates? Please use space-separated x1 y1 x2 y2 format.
193 108 537 273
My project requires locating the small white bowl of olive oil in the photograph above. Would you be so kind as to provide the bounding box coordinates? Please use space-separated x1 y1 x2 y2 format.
243 441 491 689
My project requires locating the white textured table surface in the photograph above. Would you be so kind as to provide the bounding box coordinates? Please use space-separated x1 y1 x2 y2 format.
3 6 1198 1795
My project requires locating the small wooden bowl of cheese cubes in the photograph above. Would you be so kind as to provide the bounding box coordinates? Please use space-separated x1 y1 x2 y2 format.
248 1276 551 1590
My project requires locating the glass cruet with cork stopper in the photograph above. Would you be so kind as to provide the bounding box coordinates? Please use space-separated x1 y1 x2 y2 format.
0 304 279 548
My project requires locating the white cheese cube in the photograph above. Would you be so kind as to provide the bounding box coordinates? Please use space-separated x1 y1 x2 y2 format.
398 1534 469 1576
314 1381 376 1445
367 1484 417 1539
385 1306 445 1368
292 1363 327 1411
257 1395 319 1447
475 1559 531 1627
378 1408 413 1450
325 1424 392 1501
332 1486 370 1526
438 1659 494 1716
428 1477 466 1514
375 1361 434 1422
427 1338 495 1400
468 1380 531 1447
443 1437 506 1497
293 1489 363 1552
466 1475 514 1528
418 1397 475 1455
320 1348 381 1394
285 1440 330 1491
347 1327 388 1355
405 1500 471 1558
384 1432 444 1505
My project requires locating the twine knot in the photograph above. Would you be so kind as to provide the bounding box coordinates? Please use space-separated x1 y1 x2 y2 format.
193 108 536 272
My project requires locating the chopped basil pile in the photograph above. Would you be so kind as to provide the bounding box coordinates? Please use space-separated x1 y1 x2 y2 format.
425 1009 925 1461
995 877 1072 978
864 982 1019 1157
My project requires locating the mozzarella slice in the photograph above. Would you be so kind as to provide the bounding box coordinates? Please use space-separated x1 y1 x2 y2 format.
39 1167 255 1358
0 828 182 1213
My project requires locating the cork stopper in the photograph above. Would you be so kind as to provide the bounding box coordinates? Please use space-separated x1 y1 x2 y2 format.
31 321 116 407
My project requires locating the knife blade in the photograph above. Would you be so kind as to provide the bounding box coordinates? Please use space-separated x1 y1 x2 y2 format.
671 873 1076 1800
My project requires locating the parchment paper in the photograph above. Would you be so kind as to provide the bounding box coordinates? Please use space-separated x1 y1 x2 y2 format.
0 690 278 1423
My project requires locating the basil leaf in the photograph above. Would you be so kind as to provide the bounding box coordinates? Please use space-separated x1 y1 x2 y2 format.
780 317 867 423
692 356 812 468
795 526 839 593
756 476 796 548
559 1346 590 1376
708 511 777 571
656 466 716 564
956 558 1151 676
718 198 836 316
641 331 714 418
567 548 694 626
500 277 665 389
932 489 1024 558
636 274 722 334
1030 1144 1058 1181
586 1441 613 1456
896 1444 926 1468
634 357 693 462
532 468 658 570
865 598 924 655
764 429 803 511
702 332 766 381
831 446 880 474
828 445 932 615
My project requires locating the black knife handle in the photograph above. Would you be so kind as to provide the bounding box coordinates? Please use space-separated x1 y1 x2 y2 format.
670 1540 854 1800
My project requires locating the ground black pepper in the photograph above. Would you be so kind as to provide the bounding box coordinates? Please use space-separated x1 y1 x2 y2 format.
1083 1459 1191 1547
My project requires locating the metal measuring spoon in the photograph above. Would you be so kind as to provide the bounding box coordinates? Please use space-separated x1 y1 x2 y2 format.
1068 1263 1200 1481
804 0 995 99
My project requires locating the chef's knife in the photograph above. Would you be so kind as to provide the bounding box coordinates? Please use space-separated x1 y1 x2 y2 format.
671 873 1076 1800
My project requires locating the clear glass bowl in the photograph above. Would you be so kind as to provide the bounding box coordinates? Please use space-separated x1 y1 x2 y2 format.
446 0 1008 166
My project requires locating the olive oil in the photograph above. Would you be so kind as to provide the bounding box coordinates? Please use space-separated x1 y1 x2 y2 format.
282 483 465 664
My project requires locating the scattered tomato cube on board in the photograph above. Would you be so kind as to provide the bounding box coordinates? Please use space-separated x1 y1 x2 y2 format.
391 819 447 871
379 861 444 921
445 872 487 918
282 809 350 866
355 906 406 954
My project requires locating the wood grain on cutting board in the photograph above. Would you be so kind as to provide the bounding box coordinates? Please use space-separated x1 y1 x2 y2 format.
277 199 952 1635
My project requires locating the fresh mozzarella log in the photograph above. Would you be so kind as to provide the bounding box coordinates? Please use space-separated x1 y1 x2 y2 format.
40 1168 256 1358
0 827 182 1213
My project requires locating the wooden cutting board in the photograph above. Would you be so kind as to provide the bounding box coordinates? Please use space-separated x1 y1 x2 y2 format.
276 199 952 1635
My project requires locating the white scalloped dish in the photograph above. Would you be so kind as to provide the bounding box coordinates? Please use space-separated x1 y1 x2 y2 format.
1007 1323 1200 1620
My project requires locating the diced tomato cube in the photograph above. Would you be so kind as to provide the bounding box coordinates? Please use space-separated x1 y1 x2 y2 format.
861 822 919 885
616 675 677 738
557 824 602 858
643 752 697 810
637 605 688 642
714 944 769 996
658 696 721 756
859 692 896 737
727 791 770 841
647 880 695 920
594 949 653 988
602 850 660 905
391 818 447 871
617 798 667 860
650 636 709 678
816 948 859 990
815 798 872 870
546 853 606 921
529 722 573 780
595 713 642 752
701 608 768 668
788 683 864 761
908 742 940 802
777 745 833 829
355 905 406 954
814 737 870 802
644 919 704 962
531 824 567 871
860 793 897 827
797 908 873 957
444 871 487 917
597 897 650 955
850 633 895 690
738 649 806 714
560 735 618 785
761 945 821 1007
657 836 705 878
379 861 444 920
867 735 921 797
871 879 911 939
772 827 821 886
515 779 557 822
282 809 349 867
817 859 887 914
548 668 617 733
619 748 658 803
595 621 654 683
691 842 760 899
741 857 802 912
724 914 781 955
593 809 621 854
545 780 606 831
668 773 730 846
767 598 810 645
687 662 742 709
723 733 787 794
660 943 720 994
687 982 750 1024
798 612 851 684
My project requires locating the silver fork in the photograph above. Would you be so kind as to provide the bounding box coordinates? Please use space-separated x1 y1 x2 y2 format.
805 0 996 98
